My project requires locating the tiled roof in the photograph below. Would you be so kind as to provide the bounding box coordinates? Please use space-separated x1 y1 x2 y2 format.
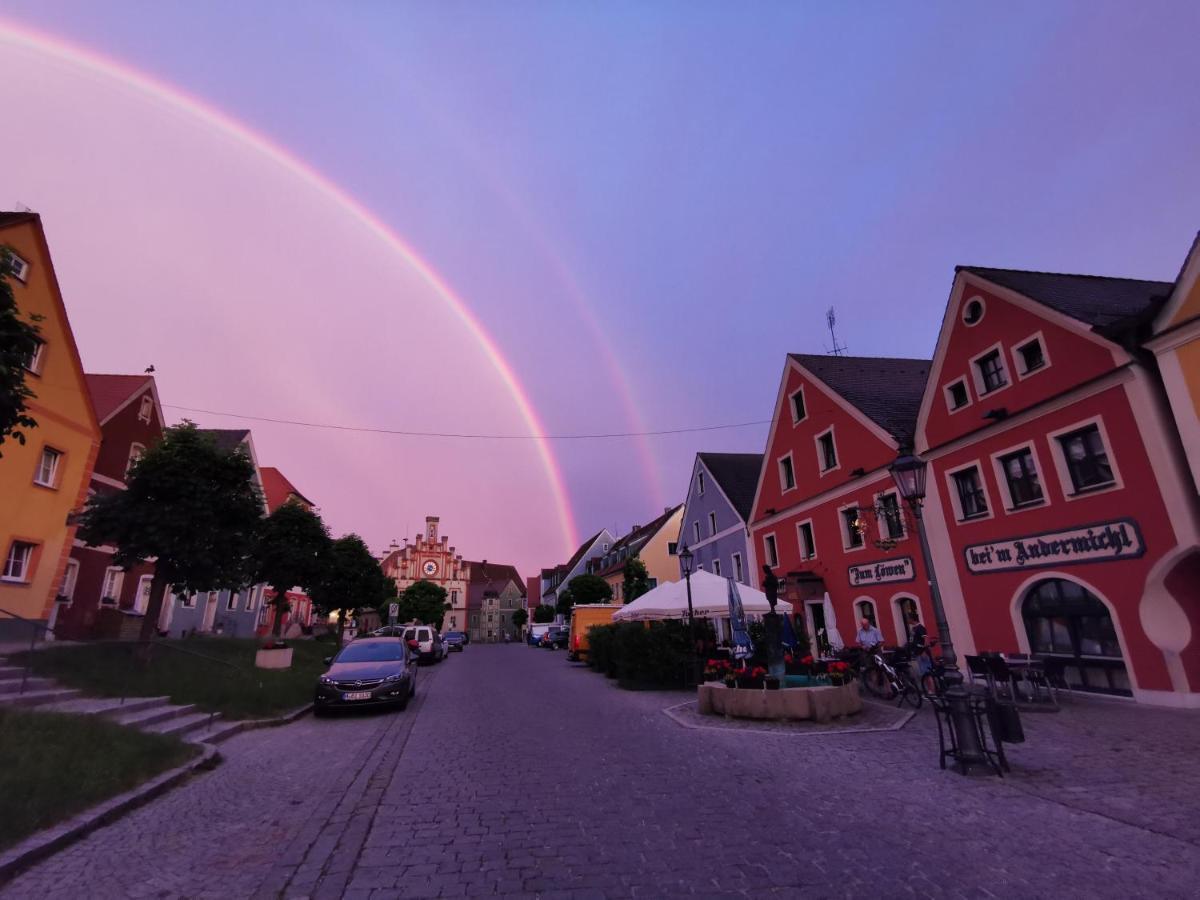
198 428 251 454
260 466 313 512
561 530 604 576
790 354 930 444
84 373 151 423
961 267 1172 330
592 505 683 578
465 561 526 594
697 453 762 522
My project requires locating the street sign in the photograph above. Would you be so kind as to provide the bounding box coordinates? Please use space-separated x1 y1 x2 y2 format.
388 602 399 624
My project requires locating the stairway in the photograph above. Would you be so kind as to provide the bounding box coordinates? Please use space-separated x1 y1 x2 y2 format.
0 657 242 745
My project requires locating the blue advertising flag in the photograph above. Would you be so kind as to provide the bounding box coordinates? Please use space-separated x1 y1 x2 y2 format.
781 612 798 650
727 577 754 660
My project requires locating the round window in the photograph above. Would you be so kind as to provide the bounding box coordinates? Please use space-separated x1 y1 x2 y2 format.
963 297 985 326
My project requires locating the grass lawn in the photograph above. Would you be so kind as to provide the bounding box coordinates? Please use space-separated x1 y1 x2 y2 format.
12 638 330 720
0 707 199 852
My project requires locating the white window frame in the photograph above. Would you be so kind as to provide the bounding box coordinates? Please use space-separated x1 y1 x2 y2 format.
126 443 146 478
697 471 705 496
59 558 80 602
246 585 259 611
778 451 796 492
943 376 972 415
789 386 807 425
6 251 30 282
693 521 701 543
989 439 1049 515
732 552 744 583
711 559 721 577
838 502 866 553
796 518 817 560
855 597 880 629
873 489 907 541
962 294 986 327
970 341 1011 398
138 394 153 423
33 446 62 488
815 427 840 476
2 541 35 582
24 339 45 375
943 459 995 523
1046 415 1123 502
708 511 718 536
226 591 240 611
1011 330 1051 380
133 575 154 614
100 566 124 605
763 533 779 568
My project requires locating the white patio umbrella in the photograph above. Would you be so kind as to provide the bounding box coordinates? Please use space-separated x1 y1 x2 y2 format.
822 591 844 652
612 569 792 622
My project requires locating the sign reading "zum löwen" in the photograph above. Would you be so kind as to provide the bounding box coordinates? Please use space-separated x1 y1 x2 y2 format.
848 556 916 586
964 518 1145 574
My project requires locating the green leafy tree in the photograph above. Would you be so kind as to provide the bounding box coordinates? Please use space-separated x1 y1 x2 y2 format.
511 607 528 633
0 246 43 455
309 534 395 647
252 502 332 639
622 557 651 604
532 604 556 624
79 422 263 648
557 573 612 616
394 579 450 626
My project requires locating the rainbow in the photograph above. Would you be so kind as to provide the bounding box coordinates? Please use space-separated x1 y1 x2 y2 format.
0 16 581 557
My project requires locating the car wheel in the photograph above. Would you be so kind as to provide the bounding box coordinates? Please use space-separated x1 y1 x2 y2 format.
396 689 410 711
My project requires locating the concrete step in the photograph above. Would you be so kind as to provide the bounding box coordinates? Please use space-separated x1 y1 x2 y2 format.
189 719 243 745
37 695 167 717
0 666 24 678
0 676 55 694
0 687 82 708
145 711 216 739
112 701 197 729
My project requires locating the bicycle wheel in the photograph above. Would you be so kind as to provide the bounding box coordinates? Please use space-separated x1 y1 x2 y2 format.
897 670 924 709
861 666 893 699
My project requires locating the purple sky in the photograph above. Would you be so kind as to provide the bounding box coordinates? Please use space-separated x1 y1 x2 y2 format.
2 1 1197 576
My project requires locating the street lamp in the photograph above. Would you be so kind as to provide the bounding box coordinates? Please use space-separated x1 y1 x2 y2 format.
889 451 988 772
678 541 698 686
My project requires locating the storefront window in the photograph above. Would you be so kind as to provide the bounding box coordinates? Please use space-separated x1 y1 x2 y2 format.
1021 578 1128 695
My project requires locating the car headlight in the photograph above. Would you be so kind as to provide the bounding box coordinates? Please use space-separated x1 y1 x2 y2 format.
385 673 402 682
319 675 334 685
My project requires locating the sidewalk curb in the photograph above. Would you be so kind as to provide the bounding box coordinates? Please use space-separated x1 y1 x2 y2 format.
204 702 312 743
0 743 218 886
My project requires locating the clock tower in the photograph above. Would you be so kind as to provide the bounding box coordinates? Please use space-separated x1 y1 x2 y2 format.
380 516 469 633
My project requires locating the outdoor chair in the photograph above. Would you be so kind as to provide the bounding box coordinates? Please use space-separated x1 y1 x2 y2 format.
965 655 995 694
985 655 1023 702
1039 656 1071 703
928 692 1007 777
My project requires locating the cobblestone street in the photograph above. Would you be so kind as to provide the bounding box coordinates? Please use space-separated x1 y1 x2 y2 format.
5 646 1200 899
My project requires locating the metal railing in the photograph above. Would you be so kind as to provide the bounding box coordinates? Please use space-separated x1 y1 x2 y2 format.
0 606 57 695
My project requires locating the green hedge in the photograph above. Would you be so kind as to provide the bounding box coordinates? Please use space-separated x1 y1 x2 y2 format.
586 621 692 689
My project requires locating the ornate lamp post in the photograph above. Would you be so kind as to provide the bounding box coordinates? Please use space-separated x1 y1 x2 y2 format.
889 451 988 771
678 541 698 685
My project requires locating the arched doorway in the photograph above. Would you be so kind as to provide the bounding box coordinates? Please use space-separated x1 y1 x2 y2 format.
1021 578 1130 695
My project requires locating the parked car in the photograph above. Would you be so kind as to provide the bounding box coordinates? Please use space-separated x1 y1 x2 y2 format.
443 631 467 652
314 636 417 715
567 604 621 662
528 623 553 647
402 624 446 662
539 626 569 650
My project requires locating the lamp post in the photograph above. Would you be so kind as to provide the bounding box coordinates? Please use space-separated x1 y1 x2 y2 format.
678 542 698 686
889 451 988 772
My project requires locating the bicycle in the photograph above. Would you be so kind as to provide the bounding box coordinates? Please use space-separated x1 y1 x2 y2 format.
860 643 923 709
919 640 948 697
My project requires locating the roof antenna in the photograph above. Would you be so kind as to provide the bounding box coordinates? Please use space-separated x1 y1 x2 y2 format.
826 307 847 357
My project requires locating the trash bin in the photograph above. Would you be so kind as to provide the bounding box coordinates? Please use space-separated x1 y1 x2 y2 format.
988 699 1025 744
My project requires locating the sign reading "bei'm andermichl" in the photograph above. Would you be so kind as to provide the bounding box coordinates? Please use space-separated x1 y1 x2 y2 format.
964 519 1145 574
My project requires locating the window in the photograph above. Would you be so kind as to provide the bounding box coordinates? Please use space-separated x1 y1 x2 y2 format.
952 467 989 519
878 492 904 540
135 576 154 614
817 430 838 472
24 339 45 375
779 455 796 491
667 541 678 556
708 512 717 536
1015 337 1046 376
3 541 35 581
59 559 79 601
999 448 1044 508
946 379 970 411
246 586 258 611
101 567 124 604
138 394 153 423
797 521 816 560
790 388 807 424
126 443 145 478
896 597 920 643
712 559 721 577
976 349 1007 394
856 600 877 627
732 553 743 582
34 447 61 488
451 590 459 604
693 521 701 543
963 297 985 325
1057 425 1114 493
842 506 864 549
182 592 197 609
697 471 705 495
226 591 239 611
5 251 30 282
763 534 778 567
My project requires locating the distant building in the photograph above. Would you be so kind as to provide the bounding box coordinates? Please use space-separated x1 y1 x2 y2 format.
538 529 616 614
588 505 684 602
465 561 526 642
678 453 762 585
380 516 468 633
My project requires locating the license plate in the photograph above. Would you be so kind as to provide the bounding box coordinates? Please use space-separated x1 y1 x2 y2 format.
342 691 372 701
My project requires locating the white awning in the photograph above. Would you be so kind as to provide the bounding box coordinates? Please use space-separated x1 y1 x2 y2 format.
612 570 792 622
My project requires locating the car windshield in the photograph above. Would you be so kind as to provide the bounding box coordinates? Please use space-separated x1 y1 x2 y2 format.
336 642 405 663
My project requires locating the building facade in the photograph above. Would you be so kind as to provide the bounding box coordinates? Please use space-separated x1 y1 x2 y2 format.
588 505 683 602
914 265 1200 704
465 561 526 642
748 355 935 653
380 516 468 634
0 213 100 642
678 453 761 585
538 529 616 613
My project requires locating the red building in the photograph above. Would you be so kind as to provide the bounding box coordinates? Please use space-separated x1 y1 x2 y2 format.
257 466 316 634
54 374 164 640
914 266 1200 704
748 355 934 653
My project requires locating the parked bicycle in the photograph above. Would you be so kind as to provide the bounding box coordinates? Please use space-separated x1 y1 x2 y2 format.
860 643 923 708
918 639 948 698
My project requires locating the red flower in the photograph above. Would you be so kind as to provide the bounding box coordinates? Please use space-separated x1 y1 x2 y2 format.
801 655 814 666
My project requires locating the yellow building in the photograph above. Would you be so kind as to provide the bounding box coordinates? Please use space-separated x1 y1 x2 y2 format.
587 505 684 602
0 213 99 641
1149 234 1200 495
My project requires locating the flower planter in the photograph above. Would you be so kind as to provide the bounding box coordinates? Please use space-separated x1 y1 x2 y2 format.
765 677 781 691
699 681 863 723
255 646 293 669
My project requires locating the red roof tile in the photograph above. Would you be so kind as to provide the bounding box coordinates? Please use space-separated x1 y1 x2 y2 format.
260 466 314 512
84 374 153 424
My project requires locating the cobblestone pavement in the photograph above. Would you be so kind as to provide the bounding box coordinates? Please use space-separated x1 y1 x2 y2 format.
5 646 1200 899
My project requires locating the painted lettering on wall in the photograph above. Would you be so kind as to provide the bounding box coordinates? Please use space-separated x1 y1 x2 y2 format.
848 556 915 586
964 519 1145 574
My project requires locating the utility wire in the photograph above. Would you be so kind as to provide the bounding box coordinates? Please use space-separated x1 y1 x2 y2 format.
162 404 771 441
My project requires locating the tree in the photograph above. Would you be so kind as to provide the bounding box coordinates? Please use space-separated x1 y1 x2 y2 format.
309 534 395 647
622 557 651 604
557 573 612 616
252 502 331 639
393 579 450 626
532 604 556 624
79 422 263 648
0 247 43 455
511 608 528 633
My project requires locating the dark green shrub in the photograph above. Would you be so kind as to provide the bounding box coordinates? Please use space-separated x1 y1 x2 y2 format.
587 624 618 677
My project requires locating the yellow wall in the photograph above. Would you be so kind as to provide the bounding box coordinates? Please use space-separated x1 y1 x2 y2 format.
641 506 684 589
0 218 99 629
1167 271 1200 329
1181 339 1200 421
